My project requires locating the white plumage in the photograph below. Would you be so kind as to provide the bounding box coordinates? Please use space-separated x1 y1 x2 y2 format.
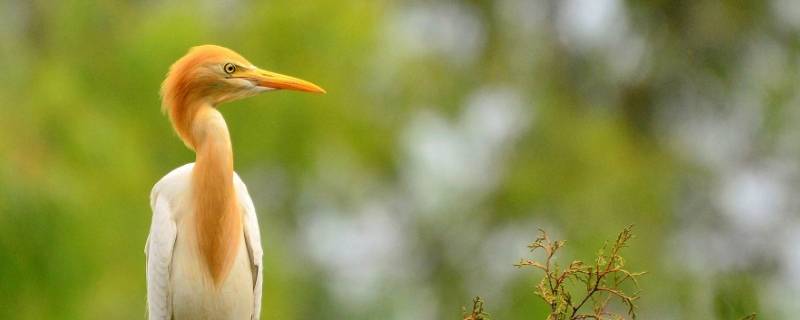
145 163 263 320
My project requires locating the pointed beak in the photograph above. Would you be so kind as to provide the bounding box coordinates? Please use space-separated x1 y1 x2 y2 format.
241 67 326 94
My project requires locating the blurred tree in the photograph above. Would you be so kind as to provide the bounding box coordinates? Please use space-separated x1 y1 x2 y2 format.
0 0 796 319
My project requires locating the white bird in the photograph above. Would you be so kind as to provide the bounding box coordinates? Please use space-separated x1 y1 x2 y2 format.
145 45 325 320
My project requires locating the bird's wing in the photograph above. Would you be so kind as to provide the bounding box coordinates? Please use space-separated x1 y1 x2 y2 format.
145 188 178 320
235 176 263 320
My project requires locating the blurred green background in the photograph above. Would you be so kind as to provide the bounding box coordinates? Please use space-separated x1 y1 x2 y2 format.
1 0 799 319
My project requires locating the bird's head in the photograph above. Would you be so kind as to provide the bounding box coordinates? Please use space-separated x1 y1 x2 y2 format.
162 45 325 109
160 45 325 146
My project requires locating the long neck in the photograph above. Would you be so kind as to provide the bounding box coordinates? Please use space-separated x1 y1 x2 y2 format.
190 105 242 285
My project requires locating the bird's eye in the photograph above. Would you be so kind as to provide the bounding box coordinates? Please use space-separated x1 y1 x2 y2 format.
223 63 236 74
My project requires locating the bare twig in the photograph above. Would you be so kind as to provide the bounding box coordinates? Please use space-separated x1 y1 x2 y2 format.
462 296 490 320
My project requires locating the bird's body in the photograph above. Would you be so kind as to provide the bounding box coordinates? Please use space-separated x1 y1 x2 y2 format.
146 45 324 320
149 163 260 320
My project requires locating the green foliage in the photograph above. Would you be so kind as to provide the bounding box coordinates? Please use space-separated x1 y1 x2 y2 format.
515 226 645 320
0 1 785 319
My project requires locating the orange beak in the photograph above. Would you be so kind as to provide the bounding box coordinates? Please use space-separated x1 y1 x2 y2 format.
240 67 326 94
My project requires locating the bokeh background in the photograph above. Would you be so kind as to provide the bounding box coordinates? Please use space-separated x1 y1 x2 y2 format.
1 0 798 319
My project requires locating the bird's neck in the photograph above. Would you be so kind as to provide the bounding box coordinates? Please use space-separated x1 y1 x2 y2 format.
190 105 242 286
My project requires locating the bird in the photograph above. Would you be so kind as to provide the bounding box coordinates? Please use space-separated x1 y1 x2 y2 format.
145 45 325 320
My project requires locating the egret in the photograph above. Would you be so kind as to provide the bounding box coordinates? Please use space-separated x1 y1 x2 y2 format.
146 45 325 320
